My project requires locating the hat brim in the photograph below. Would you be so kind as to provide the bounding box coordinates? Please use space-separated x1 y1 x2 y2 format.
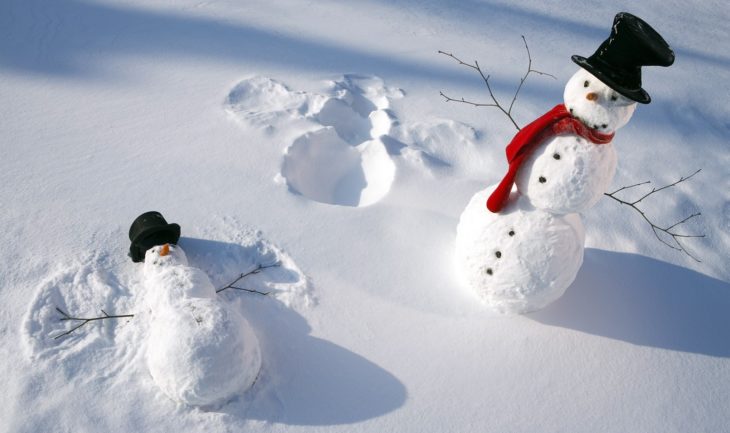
572 55 651 104
129 223 181 262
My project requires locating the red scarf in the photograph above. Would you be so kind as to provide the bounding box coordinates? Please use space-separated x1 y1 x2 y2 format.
486 104 614 213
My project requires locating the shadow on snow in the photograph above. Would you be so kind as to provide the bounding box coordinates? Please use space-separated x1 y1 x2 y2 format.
181 237 408 425
529 248 730 358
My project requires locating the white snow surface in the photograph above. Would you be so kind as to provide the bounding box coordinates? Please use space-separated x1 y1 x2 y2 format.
3 0 730 432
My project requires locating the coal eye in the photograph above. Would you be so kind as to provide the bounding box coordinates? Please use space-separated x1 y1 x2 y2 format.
583 80 589 88
611 94 618 101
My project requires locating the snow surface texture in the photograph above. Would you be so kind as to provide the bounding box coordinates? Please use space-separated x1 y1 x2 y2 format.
226 74 491 206
456 187 585 314
227 75 401 207
142 244 262 407
4 1 730 432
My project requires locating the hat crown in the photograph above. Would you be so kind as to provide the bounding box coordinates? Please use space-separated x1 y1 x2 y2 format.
129 211 171 241
128 211 181 263
572 12 674 104
595 12 674 69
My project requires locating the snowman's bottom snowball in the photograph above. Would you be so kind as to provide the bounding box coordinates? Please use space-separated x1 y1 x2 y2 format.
147 299 262 407
455 186 585 314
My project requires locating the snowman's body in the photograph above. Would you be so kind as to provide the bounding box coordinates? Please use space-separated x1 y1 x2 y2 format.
515 68 635 214
456 188 585 313
143 244 262 407
515 133 617 214
455 68 637 314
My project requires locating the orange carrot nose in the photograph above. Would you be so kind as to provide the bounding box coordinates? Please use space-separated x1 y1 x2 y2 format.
586 92 598 101
159 244 170 257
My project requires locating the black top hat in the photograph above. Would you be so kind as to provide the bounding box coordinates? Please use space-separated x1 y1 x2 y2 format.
128 211 181 262
572 12 674 104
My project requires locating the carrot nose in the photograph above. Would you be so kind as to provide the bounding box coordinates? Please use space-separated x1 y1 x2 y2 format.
159 244 170 257
586 92 598 101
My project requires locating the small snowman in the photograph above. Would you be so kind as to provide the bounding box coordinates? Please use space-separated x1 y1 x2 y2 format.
455 13 674 314
129 212 262 407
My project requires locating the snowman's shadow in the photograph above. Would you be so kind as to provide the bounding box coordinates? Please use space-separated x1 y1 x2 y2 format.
179 237 407 425
179 236 300 291
233 296 407 425
529 248 730 358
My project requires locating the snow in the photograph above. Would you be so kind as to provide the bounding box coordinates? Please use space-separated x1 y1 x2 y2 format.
455 187 585 314
2 1 730 432
142 244 262 407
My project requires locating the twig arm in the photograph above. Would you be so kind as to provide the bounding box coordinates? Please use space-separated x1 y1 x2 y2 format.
507 35 557 115
438 37 555 132
52 262 283 339
438 91 498 108
215 262 281 294
604 170 704 262
54 307 134 339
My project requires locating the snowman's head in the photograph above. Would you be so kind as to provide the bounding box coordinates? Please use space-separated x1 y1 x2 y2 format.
143 243 188 274
564 68 637 133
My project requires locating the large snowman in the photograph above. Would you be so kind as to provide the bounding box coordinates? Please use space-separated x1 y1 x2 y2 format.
129 212 262 407
455 13 674 314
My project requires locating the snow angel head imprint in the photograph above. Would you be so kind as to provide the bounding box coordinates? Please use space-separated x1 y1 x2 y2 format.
144 243 188 274
564 68 637 133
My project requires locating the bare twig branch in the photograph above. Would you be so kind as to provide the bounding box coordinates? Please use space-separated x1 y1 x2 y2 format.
604 169 704 261
215 262 281 295
606 180 651 195
508 35 557 115
438 36 556 131
53 307 134 339
439 91 498 108
53 262 282 339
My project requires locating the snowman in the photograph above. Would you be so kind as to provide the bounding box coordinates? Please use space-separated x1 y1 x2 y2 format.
129 212 262 407
455 13 674 314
